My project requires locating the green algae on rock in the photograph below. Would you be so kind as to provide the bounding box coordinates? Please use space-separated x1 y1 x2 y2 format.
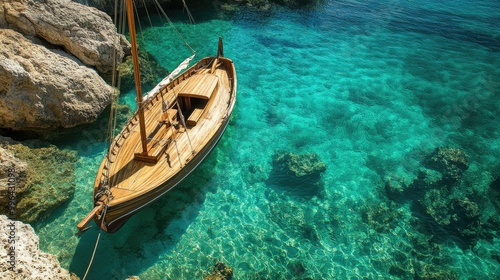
268 151 326 198
272 151 326 178
361 201 404 233
384 146 490 247
0 137 78 223
424 147 469 184
118 51 170 93
204 262 233 280
0 146 28 217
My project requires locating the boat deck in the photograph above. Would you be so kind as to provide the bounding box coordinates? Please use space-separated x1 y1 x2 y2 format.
96 63 232 206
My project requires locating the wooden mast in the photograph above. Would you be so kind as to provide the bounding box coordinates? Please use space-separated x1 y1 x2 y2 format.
126 0 157 162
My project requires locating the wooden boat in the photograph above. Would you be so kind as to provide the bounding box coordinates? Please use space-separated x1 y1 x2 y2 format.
76 0 236 233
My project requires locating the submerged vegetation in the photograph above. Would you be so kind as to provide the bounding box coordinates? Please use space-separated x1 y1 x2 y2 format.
1 139 78 223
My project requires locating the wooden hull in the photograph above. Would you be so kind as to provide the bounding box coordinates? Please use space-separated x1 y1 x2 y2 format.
84 56 236 233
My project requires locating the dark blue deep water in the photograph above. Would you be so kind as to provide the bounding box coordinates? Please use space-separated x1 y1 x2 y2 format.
36 0 500 278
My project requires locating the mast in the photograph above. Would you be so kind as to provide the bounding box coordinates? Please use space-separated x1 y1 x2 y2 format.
126 0 150 159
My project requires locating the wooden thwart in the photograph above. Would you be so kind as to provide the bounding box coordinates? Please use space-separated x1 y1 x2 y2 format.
187 108 204 126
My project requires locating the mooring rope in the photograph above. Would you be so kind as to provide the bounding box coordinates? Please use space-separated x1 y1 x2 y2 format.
82 203 108 280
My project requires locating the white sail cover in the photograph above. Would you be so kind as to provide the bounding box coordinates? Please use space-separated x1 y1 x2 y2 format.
145 53 196 99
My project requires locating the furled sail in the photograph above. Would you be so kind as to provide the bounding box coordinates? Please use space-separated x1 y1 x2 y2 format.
145 54 196 99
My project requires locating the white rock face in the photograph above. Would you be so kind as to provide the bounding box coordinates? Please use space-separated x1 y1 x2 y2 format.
0 29 113 130
2 0 125 73
0 215 71 279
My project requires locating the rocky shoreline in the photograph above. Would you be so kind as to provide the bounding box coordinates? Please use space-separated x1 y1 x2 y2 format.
0 215 77 279
0 0 127 132
0 1 123 278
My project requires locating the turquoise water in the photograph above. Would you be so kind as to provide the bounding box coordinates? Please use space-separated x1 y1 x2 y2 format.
34 0 500 279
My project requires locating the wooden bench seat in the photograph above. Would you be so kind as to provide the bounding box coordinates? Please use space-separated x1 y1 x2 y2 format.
159 108 178 125
187 108 204 126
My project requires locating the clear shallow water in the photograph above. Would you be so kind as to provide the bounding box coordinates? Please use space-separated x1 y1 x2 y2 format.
34 0 500 279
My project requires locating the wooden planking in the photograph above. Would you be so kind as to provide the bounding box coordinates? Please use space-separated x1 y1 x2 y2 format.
187 108 204 126
89 56 236 232
100 60 233 204
178 73 219 99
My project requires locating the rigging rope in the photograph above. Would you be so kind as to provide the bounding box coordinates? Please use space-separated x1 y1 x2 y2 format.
182 0 196 24
141 0 154 27
153 0 196 54
105 0 127 179
174 99 195 155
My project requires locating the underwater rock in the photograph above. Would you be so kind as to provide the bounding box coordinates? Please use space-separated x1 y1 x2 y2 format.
393 147 468 200
424 147 469 184
449 198 481 241
385 146 485 247
387 147 469 202
268 151 326 197
204 262 233 280
491 176 500 192
0 146 28 216
413 188 483 247
287 261 306 277
117 52 170 93
386 167 444 203
384 175 410 202
217 0 320 12
385 148 469 201
0 215 72 279
0 28 113 131
0 136 78 223
417 189 451 226
2 0 126 73
272 151 326 177
361 201 403 233
412 167 444 193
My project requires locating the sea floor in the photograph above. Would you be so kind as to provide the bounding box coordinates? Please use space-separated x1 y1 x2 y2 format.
35 0 500 279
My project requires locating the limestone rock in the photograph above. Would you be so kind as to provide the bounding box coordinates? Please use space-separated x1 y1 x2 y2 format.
0 2 6 27
0 215 71 279
0 146 28 217
0 28 113 131
2 0 126 73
